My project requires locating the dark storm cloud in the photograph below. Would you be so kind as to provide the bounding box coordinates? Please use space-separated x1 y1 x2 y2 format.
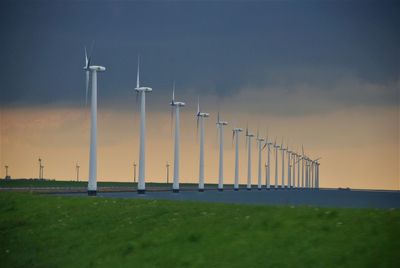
0 0 399 109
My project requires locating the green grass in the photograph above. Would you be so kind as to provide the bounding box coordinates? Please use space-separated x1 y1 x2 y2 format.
0 192 399 268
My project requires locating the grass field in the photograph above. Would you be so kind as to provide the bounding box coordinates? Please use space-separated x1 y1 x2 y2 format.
0 192 399 267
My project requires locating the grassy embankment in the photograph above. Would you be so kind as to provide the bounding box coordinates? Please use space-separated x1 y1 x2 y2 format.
0 192 399 267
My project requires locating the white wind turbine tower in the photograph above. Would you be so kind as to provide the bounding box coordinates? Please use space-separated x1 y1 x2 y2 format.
310 160 315 189
311 157 321 190
170 83 185 193
263 137 273 190
232 127 243 191
280 140 287 189
287 149 292 189
291 152 296 189
134 55 152 194
245 126 255 190
216 113 228 191
273 139 280 189
305 157 310 189
315 159 321 189
296 152 301 189
293 152 300 189
83 45 106 196
301 145 305 189
256 130 265 190
196 98 209 192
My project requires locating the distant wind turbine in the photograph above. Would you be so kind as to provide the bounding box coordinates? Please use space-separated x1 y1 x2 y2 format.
216 112 228 191
273 139 280 189
315 159 321 189
256 130 265 190
287 150 292 189
245 126 255 190
83 45 106 196
134 55 152 194
263 137 273 190
232 127 243 191
76 162 80 182
170 83 185 193
301 145 305 189
280 140 287 189
196 98 209 192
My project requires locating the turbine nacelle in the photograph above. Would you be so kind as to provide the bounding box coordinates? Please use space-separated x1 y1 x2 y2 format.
197 112 209 117
135 86 153 92
171 101 185 107
89 65 106 72
217 121 228 126
233 128 243 132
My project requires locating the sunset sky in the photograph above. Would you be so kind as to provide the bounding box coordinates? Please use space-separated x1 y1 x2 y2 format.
0 1 399 190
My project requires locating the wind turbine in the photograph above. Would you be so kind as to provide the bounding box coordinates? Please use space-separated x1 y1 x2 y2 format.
38 158 42 180
296 152 301 189
245 126 255 190
232 127 243 191
196 98 210 192
256 130 265 190
263 138 273 190
134 55 152 194
280 140 287 189
301 145 305 190
4 165 9 179
83 45 106 196
287 149 292 189
170 83 185 193
216 112 228 191
76 162 80 182
310 160 314 189
273 139 280 189
315 158 321 189
311 157 321 190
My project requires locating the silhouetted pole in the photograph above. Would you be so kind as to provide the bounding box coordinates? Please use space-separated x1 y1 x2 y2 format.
166 162 170 184
133 162 137 183
4 165 8 178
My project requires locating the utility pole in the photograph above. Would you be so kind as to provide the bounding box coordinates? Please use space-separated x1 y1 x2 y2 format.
166 162 170 184
76 163 80 182
133 162 137 183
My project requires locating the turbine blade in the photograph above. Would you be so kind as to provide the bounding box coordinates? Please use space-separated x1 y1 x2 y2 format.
85 70 90 105
232 130 235 146
136 54 140 88
217 111 220 124
84 46 88 67
172 81 175 104
197 96 200 115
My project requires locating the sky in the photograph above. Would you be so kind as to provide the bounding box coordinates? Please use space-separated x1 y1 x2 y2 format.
0 0 399 190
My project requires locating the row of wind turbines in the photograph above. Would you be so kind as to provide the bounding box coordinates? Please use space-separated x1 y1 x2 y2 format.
83 47 321 195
